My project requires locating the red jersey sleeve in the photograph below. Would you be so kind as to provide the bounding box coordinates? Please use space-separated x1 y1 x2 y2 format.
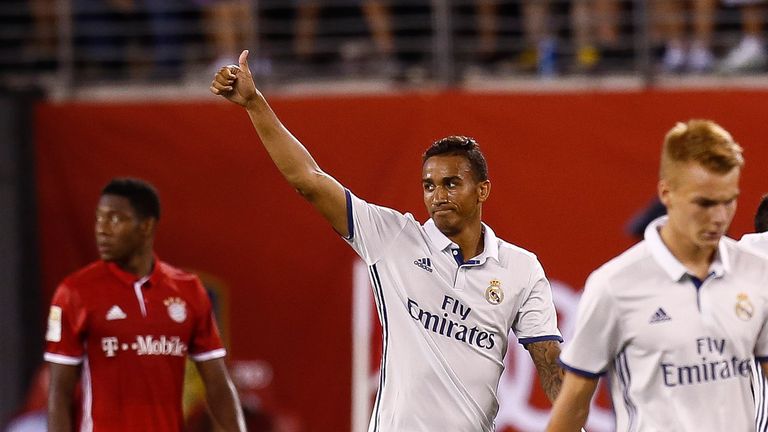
44 282 87 365
188 277 226 362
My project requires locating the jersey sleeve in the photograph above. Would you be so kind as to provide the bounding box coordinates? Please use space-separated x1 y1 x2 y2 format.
756 268 768 360
344 189 410 265
44 282 87 365
513 259 563 345
756 315 768 362
188 278 226 362
558 271 621 377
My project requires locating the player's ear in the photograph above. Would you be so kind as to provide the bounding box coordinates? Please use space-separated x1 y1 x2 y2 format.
478 180 491 203
658 178 671 208
140 218 157 237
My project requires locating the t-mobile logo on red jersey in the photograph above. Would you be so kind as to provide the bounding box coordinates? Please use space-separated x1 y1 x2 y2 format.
135 335 187 357
102 337 119 357
100 335 187 357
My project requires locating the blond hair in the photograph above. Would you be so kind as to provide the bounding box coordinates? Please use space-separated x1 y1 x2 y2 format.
660 119 744 182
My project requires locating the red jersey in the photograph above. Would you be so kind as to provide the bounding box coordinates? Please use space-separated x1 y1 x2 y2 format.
44 258 225 432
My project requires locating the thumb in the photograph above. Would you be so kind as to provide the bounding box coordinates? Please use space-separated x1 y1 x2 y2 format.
238 49 252 75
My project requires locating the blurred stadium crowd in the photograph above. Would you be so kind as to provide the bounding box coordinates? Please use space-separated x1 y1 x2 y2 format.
1 0 767 93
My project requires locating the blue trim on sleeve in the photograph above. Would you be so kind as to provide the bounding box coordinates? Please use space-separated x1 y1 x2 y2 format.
344 189 354 240
518 335 563 345
558 358 604 378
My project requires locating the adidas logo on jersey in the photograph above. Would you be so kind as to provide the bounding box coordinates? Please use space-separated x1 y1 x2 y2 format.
106 305 127 321
413 257 433 273
649 307 671 324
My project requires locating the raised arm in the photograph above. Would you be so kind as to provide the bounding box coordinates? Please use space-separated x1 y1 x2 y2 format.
526 340 564 403
210 50 349 237
48 363 79 432
546 371 599 432
196 358 246 432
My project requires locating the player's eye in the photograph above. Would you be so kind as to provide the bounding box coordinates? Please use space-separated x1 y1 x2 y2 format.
96 213 129 226
695 200 717 208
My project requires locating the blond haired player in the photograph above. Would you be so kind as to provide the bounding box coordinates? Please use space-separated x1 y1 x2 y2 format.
547 120 768 431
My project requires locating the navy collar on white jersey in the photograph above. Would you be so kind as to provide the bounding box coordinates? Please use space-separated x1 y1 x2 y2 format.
644 215 730 282
423 219 499 264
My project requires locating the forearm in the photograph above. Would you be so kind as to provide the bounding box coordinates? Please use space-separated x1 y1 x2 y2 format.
547 400 590 432
197 358 246 432
527 340 565 403
245 94 325 192
47 399 73 432
205 380 246 432
546 372 598 432
539 359 564 403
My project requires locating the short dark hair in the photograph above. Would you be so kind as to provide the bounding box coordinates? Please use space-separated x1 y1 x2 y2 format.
101 177 161 220
755 194 768 233
422 136 489 182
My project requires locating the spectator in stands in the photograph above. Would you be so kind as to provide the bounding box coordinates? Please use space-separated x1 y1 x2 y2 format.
523 0 621 75
29 0 58 69
651 0 716 73
73 0 193 80
571 0 620 72
293 0 398 76
201 0 258 73
477 0 619 76
73 0 141 79
719 0 767 73
144 0 191 79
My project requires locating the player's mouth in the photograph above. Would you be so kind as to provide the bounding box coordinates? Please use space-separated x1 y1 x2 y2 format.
432 204 456 215
97 242 114 254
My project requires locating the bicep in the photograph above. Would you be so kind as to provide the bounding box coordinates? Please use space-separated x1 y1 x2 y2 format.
762 361 768 378
195 357 234 392
554 371 599 412
48 362 79 405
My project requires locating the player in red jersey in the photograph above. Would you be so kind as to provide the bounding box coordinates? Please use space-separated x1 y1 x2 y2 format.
45 178 246 432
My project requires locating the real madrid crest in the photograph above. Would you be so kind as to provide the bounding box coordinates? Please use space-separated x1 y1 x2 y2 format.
735 293 754 321
485 279 504 305
164 297 187 323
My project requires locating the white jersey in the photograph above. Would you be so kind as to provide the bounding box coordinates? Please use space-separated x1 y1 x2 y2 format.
740 232 768 432
742 232 768 255
560 216 768 432
344 191 562 432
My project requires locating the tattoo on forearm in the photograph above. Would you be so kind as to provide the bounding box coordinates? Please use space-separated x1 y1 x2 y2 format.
527 340 564 403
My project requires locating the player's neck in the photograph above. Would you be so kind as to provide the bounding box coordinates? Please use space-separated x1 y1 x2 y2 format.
659 225 716 279
448 222 485 260
115 246 155 278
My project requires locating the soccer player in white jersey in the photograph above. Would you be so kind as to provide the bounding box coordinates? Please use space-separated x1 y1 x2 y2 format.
741 194 768 432
211 50 564 431
547 120 768 432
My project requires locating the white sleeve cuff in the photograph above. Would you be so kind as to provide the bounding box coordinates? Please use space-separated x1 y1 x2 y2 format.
190 348 226 362
44 352 83 365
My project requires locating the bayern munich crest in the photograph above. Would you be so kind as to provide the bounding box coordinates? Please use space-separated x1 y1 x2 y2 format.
735 293 754 321
164 297 187 323
485 279 504 305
